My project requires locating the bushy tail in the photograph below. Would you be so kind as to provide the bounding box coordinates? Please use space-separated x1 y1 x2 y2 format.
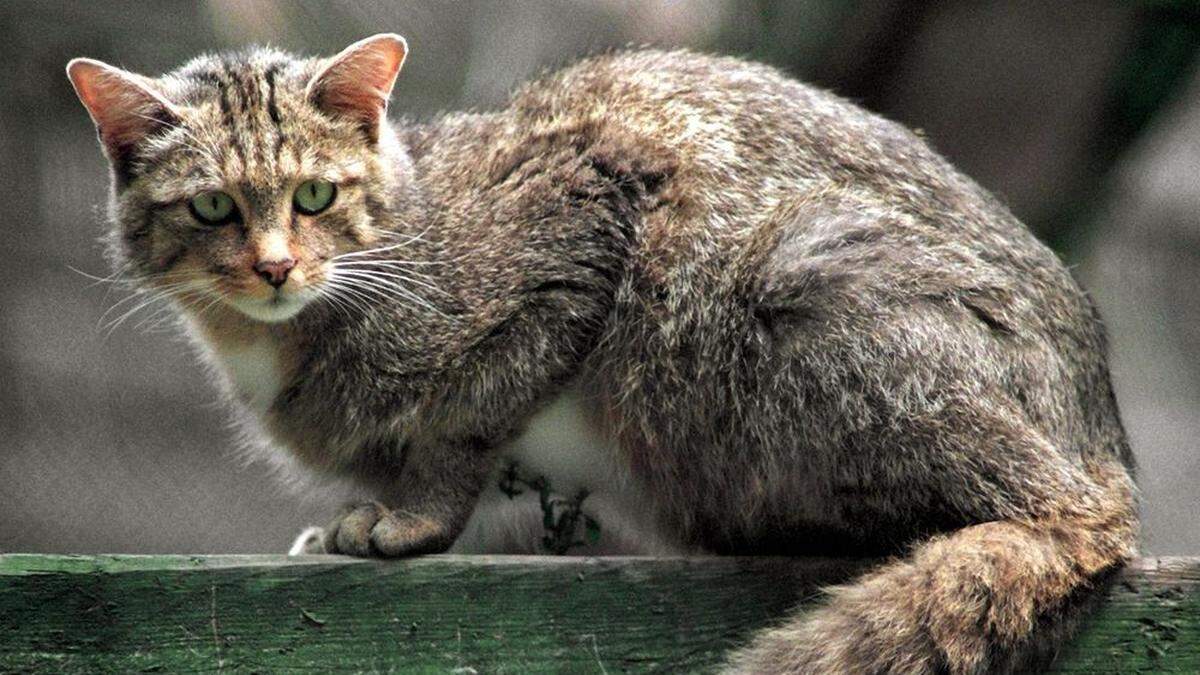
726 463 1137 674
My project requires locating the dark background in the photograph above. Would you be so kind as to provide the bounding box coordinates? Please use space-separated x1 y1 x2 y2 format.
1 1 1197 554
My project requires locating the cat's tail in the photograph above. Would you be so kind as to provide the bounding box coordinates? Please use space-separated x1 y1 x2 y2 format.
725 461 1137 674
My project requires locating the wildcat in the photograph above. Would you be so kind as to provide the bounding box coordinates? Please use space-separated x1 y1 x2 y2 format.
67 34 1137 673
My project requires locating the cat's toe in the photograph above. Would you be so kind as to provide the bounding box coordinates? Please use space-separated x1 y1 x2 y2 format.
288 526 326 555
322 502 453 557
369 510 444 556
324 502 386 557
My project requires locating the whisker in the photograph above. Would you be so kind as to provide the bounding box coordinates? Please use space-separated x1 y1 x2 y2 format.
190 291 229 322
330 263 446 290
98 278 209 336
67 263 134 287
329 242 419 261
103 292 178 337
333 259 444 267
322 280 377 316
330 269 445 316
323 286 372 321
327 275 408 313
328 224 437 261
331 266 449 297
132 288 210 332
97 280 198 326
331 268 430 300
314 286 357 323
70 263 201 292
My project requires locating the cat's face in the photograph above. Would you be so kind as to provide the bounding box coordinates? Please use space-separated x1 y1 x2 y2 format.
68 35 408 323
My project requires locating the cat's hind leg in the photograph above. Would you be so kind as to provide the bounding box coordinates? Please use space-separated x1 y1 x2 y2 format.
724 419 1137 673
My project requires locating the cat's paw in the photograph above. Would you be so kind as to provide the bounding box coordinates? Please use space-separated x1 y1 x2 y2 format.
288 526 326 555
322 502 449 557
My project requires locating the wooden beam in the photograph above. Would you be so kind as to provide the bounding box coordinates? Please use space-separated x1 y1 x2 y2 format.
0 555 1195 672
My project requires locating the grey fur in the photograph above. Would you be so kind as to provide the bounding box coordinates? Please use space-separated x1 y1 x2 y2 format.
69 41 1137 673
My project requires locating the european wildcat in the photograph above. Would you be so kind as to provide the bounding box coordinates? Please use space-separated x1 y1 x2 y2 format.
68 34 1137 673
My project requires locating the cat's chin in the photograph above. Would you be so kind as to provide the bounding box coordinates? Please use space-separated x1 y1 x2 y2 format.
225 293 312 324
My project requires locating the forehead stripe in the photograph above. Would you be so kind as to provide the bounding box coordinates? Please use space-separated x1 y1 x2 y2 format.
239 72 252 113
240 71 267 169
215 63 247 171
264 65 283 128
215 71 232 121
265 66 288 162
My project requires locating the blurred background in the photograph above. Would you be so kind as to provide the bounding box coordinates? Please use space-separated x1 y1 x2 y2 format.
1 0 1197 554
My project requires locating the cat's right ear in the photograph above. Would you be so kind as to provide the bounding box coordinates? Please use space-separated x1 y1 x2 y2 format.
66 58 181 169
306 33 407 143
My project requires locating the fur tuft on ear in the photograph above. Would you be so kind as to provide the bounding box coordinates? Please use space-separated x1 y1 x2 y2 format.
306 33 407 142
66 58 180 170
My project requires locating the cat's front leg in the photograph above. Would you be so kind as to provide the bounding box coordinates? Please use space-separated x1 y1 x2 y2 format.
320 438 494 557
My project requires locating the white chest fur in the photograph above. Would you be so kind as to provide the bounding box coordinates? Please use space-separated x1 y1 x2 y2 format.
207 338 284 414
451 386 684 555
503 387 621 496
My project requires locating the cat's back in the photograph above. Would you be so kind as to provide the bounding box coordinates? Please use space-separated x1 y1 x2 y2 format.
506 49 855 191
507 49 968 207
503 51 1119 435
418 49 1008 237
413 49 1098 360
492 48 1051 260
486 50 1076 292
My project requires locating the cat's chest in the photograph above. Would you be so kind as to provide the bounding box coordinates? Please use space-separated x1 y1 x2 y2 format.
501 387 622 494
452 386 680 555
207 337 285 414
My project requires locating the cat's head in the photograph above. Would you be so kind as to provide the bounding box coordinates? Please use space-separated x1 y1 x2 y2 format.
67 35 410 323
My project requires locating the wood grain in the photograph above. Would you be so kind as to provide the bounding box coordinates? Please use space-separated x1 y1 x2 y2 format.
0 555 1194 673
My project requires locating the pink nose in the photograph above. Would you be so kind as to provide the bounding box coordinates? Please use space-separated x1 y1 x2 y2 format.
254 258 296 288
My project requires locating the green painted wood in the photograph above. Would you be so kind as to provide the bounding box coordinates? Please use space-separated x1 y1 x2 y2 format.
1050 557 1199 673
0 555 1193 673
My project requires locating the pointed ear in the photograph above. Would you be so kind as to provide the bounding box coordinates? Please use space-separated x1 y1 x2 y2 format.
306 33 407 142
66 58 180 168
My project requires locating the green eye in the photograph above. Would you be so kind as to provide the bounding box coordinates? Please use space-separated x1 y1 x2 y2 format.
189 191 236 225
293 179 337 215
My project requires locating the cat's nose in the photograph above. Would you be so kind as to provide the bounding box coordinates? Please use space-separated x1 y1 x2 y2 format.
254 258 295 288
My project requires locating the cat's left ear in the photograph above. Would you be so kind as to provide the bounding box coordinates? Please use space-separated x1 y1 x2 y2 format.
66 58 181 169
307 33 407 142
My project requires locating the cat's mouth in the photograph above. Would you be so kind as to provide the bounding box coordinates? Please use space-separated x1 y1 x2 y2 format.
225 287 315 323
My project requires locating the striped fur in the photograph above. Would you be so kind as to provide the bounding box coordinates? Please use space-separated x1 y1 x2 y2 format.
69 38 1138 673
